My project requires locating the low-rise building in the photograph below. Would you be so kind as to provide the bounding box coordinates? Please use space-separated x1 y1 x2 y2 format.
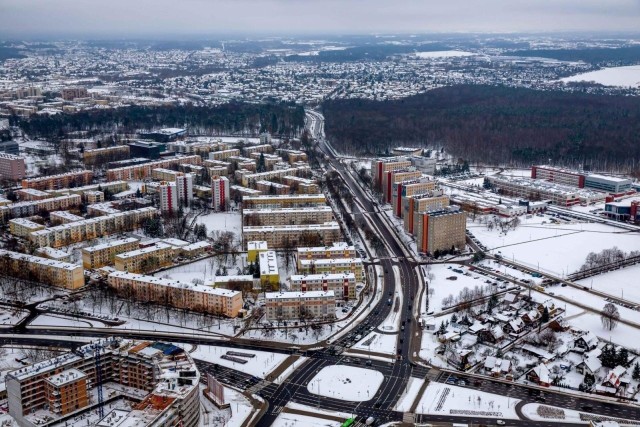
290 272 356 300
114 243 174 273
488 176 607 206
259 250 279 289
281 175 320 194
108 271 242 317
265 290 336 320
82 237 140 269
213 275 257 295
247 240 268 262
50 210 84 225
209 148 241 161
83 145 130 167
34 246 73 263
585 174 632 194
0 194 82 224
107 155 201 181
15 188 50 201
0 249 84 289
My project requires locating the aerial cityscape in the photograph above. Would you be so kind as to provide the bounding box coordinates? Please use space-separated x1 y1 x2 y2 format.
0 1 639 426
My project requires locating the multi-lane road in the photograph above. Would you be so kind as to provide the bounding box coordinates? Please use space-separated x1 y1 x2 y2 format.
2 110 640 426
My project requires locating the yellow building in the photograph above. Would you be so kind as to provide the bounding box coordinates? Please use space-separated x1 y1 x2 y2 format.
108 271 243 317
81 237 139 269
296 243 356 268
9 218 44 238
114 243 174 274
242 193 326 209
247 241 268 263
259 250 279 289
242 206 334 226
403 193 450 234
0 249 84 289
243 222 341 249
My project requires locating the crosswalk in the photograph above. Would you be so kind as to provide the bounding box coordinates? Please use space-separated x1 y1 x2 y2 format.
402 412 416 423
246 379 271 395
270 405 283 416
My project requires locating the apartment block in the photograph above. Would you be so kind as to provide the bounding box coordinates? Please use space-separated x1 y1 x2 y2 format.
290 272 356 300
296 242 356 268
392 179 437 217
298 257 365 281
82 237 139 269
243 222 341 249
372 157 411 191
243 206 334 226
415 208 467 254
531 165 585 188
249 152 280 169
0 194 82 224
9 218 44 237
15 188 50 201
488 176 607 207
255 180 290 195
585 174 632 194
106 155 201 181
381 168 423 203
50 210 84 225
34 246 73 263
0 249 84 289
259 250 280 288
0 153 26 180
242 194 326 209
213 275 257 295
30 207 158 248
44 369 89 416
247 240 268 262
83 145 130 167
209 148 241 161
108 271 243 317
61 87 88 100
83 190 104 204
211 175 230 211
22 170 93 191
6 338 200 427
240 166 310 188
276 149 308 164
282 175 320 194
230 185 262 200
403 193 450 234
114 243 174 273
243 144 273 156
265 290 336 321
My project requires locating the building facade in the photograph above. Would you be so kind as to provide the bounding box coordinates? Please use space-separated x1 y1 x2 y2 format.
290 272 356 300
211 175 230 211
114 243 174 273
82 237 140 269
0 249 84 289
22 170 93 191
0 153 26 181
243 222 341 249
242 206 334 226
265 290 336 321
415 208 467 254
298 257 365 281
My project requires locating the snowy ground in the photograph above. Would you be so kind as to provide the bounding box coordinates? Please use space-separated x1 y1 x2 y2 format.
191 345 288 379
272 412 341 427
567 312 640 350
307 365 383 402
353 331 397 356
154 256 242 285
394 377 426 411
547 284 640 324
0 308 29 325
415 382 520 419
560 65 640 87
576 263 640 304
415 50 476 58
470 215 639 275
199 384 254 427
520 402 638 424
196 211 242 236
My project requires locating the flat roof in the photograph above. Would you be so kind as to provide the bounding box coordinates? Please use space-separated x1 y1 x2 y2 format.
46 368 86 387
82 238 139 253
116 243 172 259
290 272 356 281
109 271 241 297
266 290 335 300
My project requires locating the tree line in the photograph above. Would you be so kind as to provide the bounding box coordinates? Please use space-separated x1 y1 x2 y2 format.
322 85 640 172
17 102 305 140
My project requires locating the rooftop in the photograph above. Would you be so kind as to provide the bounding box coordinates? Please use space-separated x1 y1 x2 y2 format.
46 368 86 387
266 290 335 300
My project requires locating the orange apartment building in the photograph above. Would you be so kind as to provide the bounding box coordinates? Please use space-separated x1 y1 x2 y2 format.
403 193 450 234
392 179 437 217
372 157 412 192
106 155 202 181
22 170 93 191
44 369 89 416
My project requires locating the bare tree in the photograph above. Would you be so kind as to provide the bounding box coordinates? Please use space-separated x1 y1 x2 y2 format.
601 303 620 331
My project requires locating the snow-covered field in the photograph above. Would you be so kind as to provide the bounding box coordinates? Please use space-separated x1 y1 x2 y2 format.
154 256 230 285
416 382 520 419
272 413 341 427
0 308 29 325
560 65 640 87
394 377 426 411
307 365 383 402
191 345 288 379
353 331 397 355
196 211 242 235
576 263 640 304
470 217 639 275
566 312 640 350
415 50 476 58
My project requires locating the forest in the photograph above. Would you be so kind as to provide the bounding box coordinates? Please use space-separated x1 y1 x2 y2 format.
19 102 306 140
322 85 640 171
508 46 640 65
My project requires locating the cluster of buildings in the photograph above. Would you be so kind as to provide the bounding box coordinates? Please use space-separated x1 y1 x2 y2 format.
373 156 467 255
6 338 201 427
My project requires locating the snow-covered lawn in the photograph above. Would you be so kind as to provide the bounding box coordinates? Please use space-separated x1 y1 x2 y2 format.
0 308 29 325
191 345 288 379
29 314 100 328
155 256 236 285
196 211 242 235
560 65 640 88
566 312 640 350
548 285 640 323
416 382 520 419
307 365 383 402
394 377 426 411
470 217 639 276
576 263 640 304
272 412 341 427
426 263 500 313
520 402 637 424
353 331 397 355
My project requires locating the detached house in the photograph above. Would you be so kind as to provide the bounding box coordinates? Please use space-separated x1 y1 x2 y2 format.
574 332 599 351
527 364 551 387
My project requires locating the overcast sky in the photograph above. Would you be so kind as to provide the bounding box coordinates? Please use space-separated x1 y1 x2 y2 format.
1 0 639 38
